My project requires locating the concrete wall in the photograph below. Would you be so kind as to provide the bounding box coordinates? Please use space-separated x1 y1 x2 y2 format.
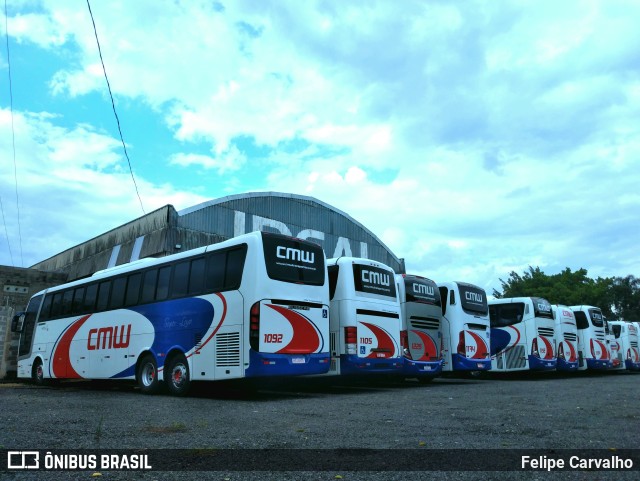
0 267 68 378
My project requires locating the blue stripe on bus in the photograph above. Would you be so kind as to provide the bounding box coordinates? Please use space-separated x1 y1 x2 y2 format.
109 297 216 379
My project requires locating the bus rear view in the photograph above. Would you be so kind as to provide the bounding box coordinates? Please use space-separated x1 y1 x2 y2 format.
552 305 579 372
325 258 403 376
396 274 443 381
437 281 491 373
246 233 331 377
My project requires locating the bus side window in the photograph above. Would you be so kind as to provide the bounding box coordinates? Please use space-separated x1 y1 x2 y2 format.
328 266 339 300
225 247 246 290
72 287 85 315
156 266 171 301
450 290 455 305
205 251 225 292
61 290 73 316
50 292 63 319
96 281 111 312
140 269 158 304
84 284 98 312
39 294 53 322
438 287 448 315
109 277 127 310
172 261 190 299
573 311 589 330
125 273 142 307
189 258 206 295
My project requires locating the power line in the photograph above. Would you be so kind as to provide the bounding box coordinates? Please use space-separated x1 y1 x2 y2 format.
3 0 23 267
86 0 145 215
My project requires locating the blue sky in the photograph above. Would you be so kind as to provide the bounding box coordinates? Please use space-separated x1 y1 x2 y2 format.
1 0 639 297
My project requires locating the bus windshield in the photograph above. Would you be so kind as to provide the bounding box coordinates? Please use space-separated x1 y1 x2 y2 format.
588 308 604 327
353 264 397 299
532 297 553 319
404 278 440 306
489 302 524 328
458 283 488 315
262 232 325 286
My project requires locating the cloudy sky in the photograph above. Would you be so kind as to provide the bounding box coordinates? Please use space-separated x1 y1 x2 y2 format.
1 0 639 296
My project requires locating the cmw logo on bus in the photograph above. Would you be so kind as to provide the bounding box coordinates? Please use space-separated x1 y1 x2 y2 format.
362 270 390 286
413 283 435 296
465 292 483 302
276 246 315 264
87 325 132 350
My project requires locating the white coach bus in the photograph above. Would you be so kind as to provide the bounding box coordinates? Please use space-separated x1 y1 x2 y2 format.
551 305 579 372
396 274 443 381
324 257 403 376
11 232 330 395
570 305 610 371
437 281 491 373
489 297 557 372
607 321 640 371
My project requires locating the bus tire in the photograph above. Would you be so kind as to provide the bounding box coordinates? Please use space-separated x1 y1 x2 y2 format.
32 358 44 386
137 354 159 394
165 353 190 396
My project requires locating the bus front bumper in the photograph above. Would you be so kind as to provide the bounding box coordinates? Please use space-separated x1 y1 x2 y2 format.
451 354 492 371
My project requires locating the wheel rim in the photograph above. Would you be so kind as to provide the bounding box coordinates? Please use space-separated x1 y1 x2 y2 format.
35 363 43 381
171 363 187 388
141 363 156 387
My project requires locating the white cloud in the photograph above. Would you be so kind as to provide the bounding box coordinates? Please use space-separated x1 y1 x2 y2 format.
0 108 207 267
2 0 640 296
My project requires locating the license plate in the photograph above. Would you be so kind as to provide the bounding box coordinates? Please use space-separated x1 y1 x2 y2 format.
292 357 305 364
423 366 433 371
477 363 485 369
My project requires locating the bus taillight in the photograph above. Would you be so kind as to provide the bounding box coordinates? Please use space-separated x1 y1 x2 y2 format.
590 339 595 358
400 330 411 359
250 302 260 351
531 338 539 357
457 331 465 357
345 327 357 355
439 335 444 361
558 342 565 360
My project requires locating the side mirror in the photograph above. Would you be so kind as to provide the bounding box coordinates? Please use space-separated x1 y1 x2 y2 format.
11 312 25 333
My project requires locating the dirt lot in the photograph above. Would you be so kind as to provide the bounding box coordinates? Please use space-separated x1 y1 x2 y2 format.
1 371 639 480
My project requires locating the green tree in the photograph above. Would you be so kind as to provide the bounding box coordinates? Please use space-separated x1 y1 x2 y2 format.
493 266 616 317
610 275 640 321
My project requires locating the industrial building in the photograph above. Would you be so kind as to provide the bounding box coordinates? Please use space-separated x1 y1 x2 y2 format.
1 191 404 377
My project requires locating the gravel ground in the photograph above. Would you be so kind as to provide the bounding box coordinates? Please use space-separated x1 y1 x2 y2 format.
1 370 639 480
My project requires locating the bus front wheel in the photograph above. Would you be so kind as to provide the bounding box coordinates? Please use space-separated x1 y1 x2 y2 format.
32 359 44 386
137 354 159 394
165 354 190 396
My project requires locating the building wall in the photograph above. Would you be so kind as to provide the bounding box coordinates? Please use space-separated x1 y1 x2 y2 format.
179 192 405 273
30 192 405 283
32 205 174 281
0 267 68 378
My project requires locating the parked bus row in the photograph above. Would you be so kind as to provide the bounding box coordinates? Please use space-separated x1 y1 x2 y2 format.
10 231 640 396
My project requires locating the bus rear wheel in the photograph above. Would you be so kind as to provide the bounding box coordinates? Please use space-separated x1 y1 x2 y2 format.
137 354 159 394
32 359 44 386
165 354 190 396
